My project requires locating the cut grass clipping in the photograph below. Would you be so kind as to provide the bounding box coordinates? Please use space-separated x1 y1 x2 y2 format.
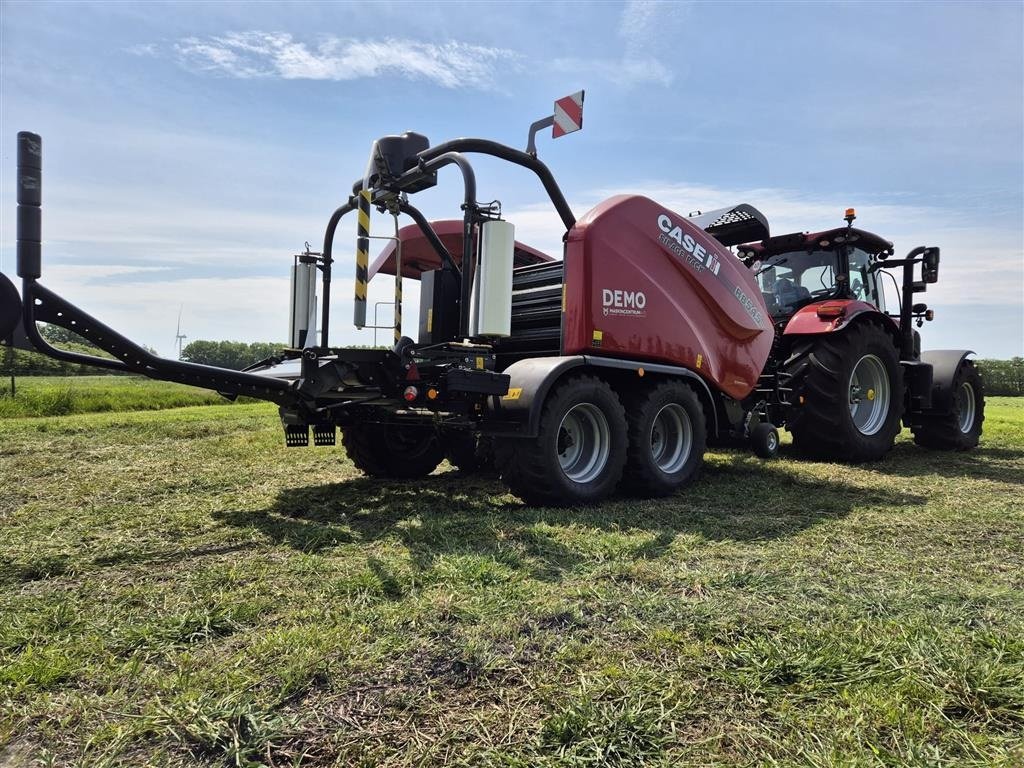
1 381 1022 766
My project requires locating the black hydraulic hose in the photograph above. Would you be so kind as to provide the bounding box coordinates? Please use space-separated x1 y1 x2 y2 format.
398 201 459 275
419 138 576 231
321 199 356 347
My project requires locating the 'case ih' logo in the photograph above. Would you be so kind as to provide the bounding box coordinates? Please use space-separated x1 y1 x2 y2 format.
657 214 721 275
602 289 647 317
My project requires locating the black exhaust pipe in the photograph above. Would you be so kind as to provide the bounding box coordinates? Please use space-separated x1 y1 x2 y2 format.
17 131 42 280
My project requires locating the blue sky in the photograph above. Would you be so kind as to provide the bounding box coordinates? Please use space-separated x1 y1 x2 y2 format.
1 0 1021 357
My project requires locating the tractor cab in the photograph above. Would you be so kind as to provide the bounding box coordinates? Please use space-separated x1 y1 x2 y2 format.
738 211 894 322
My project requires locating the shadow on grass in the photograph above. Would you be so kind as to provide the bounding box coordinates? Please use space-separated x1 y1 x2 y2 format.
211 454 927 581
867 442 1024 486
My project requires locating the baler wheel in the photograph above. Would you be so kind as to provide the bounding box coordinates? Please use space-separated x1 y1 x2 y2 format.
911 359 985 450
786 322 905 462
495 375 627 506
621 381 706 497
341 422 444 479
444 432 496 474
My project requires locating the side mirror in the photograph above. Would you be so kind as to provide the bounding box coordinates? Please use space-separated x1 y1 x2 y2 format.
922 247 940 284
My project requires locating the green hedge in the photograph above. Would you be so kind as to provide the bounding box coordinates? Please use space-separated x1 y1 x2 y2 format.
977 358 1024 397
2 344 123 376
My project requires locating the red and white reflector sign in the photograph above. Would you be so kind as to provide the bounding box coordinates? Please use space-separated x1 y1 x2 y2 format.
552 90 584 138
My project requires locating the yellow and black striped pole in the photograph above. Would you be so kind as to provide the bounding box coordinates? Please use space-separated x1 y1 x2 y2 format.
393 214 402 344
354 189 371 328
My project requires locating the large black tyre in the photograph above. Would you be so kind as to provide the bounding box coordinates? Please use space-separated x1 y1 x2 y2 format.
621 380 706 497
785 322 905 462
495 375 627 506
443 432 495 474
341 422 444 479
911 360 985 450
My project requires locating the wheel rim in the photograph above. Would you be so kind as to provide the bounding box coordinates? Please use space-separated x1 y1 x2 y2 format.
387 425 436 460
766 430 778 453
848 354 890 436
557 403 611 484
957 382 976 434
650 403 692 474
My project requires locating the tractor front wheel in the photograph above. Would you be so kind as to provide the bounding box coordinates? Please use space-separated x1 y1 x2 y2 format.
496 375 627 506
342 421 444 479
787 322 905 462
911 360 985 450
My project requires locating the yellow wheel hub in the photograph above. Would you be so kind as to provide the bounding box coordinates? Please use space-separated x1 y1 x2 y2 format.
867 388 876 401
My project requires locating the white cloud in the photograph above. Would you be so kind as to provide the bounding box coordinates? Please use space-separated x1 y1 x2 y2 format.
174 32 520 89
553 0 688 87
124 43 158 57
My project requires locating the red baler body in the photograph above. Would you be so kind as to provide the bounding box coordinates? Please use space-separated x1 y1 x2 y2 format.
563 195 773 400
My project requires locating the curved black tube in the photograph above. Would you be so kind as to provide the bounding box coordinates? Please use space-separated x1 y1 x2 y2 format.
398 201 459 275
417 152 476 209
321 198 356 347
419 138 575 231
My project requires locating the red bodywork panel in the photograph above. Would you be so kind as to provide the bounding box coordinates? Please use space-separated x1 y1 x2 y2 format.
783 299 899 336
370 219 553 280
563 195 773 400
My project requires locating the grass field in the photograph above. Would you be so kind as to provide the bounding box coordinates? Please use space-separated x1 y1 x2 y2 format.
0 390 1021 767
0 377 245 419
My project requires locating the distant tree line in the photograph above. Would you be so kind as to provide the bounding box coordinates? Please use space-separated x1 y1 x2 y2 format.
977 358 1024 396
179 340 284 370
3 329 285 375
3 324 129 376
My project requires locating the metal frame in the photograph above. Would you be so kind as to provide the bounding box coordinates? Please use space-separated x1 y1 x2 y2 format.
10 128 577 424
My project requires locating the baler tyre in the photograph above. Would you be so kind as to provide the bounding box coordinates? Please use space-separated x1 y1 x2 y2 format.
621 381 706 497
787 322 905 462
341 422 444 479
911 360 985 450
496 375 627 506
751 422 780 459
444 432 495 474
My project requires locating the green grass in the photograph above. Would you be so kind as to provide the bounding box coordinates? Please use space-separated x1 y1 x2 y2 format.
0 398 1021 767
0 376 248 419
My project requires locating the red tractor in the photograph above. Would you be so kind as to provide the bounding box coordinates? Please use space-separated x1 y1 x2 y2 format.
1 98 984 506
733 208 985 462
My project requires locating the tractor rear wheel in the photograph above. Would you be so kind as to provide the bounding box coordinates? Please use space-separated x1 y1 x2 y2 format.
341 421 444 479
496 375 627 506
786 322 905 462
911 360 985 450
621 381 706 497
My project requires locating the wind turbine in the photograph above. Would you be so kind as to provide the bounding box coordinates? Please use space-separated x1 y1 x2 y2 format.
174 306 187 360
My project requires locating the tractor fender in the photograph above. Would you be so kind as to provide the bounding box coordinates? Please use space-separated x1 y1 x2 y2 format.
920 349 974 412
490 354 718 438
0 272 27 347
783 300 899 337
